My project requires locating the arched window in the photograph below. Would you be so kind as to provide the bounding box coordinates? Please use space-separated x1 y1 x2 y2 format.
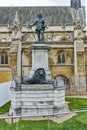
1 54 8 64
5 55 8 64
62 53 65 63
1 55 4 64
58 54 61 64
58 53 65 64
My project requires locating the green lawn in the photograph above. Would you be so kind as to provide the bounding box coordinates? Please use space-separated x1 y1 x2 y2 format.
66 97 87 111
0 112 87 130
15 113 87 130
0 101 10 115
0 119 10 130
0 98 87 130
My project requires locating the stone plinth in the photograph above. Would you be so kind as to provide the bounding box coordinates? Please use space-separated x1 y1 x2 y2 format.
29 44 51 79
9 83 66 116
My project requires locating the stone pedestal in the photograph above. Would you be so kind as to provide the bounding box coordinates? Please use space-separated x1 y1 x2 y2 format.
9 41 66 117
9 83 66 116
29 44 51 79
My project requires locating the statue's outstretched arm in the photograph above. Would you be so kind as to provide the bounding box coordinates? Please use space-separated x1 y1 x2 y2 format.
29 20 36 27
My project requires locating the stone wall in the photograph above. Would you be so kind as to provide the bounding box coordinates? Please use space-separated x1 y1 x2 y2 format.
0 70 12 83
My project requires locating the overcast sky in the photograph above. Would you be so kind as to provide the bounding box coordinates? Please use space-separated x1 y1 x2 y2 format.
0 0 85 6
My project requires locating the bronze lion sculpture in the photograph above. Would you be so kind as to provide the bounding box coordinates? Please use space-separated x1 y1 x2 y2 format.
22 68 46 84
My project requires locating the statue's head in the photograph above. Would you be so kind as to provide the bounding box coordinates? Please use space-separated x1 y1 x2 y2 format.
38 13 42 18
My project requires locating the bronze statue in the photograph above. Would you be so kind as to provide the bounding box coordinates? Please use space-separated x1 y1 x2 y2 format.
22 68 46 84
30 13 47 42
22 68 55 85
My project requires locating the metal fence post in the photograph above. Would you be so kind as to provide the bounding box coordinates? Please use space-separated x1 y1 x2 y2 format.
48 113 50 130
11 112 14 130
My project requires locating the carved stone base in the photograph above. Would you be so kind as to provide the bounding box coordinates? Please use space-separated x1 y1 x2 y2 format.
9 84 66 116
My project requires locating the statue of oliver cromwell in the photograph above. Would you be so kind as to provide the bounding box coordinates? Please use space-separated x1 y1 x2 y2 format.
30 13 47 43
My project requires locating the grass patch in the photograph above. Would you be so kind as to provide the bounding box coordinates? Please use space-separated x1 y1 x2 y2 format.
0 98 87 129
60 112 87 130
66 97 87 111
0 119 10 130
14 120 59 130
0 101 11 115
1 113 87 130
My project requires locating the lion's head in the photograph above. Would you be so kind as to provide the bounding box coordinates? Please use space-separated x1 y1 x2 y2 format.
34 68 46 81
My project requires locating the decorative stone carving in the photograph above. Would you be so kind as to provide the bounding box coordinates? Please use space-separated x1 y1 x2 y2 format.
76 40 84 51
13 12 20 26
11 12 21 39
10 43 18 53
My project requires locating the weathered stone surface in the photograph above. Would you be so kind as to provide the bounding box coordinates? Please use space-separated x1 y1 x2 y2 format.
21 84 54 90
9 83 66 116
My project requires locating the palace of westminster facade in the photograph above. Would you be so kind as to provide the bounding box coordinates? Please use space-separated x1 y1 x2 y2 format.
0 0 87 91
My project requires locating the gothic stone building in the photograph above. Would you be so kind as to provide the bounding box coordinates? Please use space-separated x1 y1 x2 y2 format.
0 3 87 91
